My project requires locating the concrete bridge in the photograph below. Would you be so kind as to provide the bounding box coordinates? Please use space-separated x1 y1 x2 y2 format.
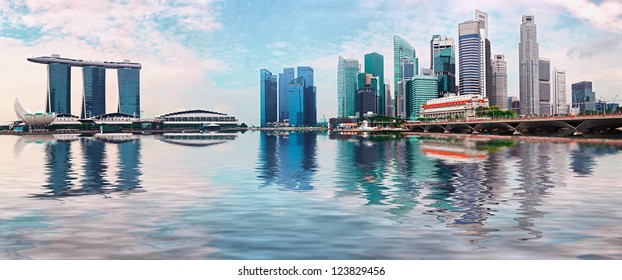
405 114 622 136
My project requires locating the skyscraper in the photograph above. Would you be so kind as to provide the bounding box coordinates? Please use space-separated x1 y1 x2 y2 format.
433 40 456 96
458 20 485 95
552 68 567 115
572 81 596 113
397 57 415 118
394 35 417 102
46 62 71 114
337 57 359 118
539 58 551 115
409 75 438 119
355 87 377 119
278 67 295 122
117 67 141 117
260 69 278 127
491 54 508 110
82 66 106 118
297 66 316 126
289 76 306 126
364 52 385 115
519 15 540 115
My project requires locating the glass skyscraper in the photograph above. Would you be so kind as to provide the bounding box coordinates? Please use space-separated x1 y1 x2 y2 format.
260 69 278 127
394 35 417 106
539 58 551 115
433 47 456 95
278 68 295 122
572 81 596 113
296 66 316 126
118 68 140 117
458 20 483 95
337 56 359 118
364 52 385 116
409 75 438 119
47 63 71 114
519 15 540 115
289 76 306 126
82 66 106 118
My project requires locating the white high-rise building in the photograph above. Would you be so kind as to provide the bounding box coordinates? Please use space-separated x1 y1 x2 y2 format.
458 10 489 96
519 15 540 115
552 68 567 115
491 54 508 110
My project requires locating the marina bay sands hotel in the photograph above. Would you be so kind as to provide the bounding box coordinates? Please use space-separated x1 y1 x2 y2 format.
27 54 142 118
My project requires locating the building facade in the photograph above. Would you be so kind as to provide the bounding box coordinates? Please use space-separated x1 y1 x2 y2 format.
278 67 295 122
552 68 567 115
539 58 551 115
364 52 385 116
519 15 540 115
409 75 438 119
337 57 359 118
572 81 596 114
458 20 484 95
355 87 377 118
393 35 419 113
288 76 306 126
29 54 141 117
434 47 456 96
491 54 508 110
82 66 106 119
420 94 489 119
260 69 278 127
46 62 72 114
397 57 415 118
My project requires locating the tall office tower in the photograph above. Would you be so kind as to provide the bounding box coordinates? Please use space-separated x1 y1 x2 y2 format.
394 35 417 105
365 52 386 116
278 67 295 122
118 67 141 117
46 62 72 114
289 76 306 126
552 68 567 115
397 57 415 118
491 54 508 109
82 66 106 118
260 69 278 127
519 15 540 115
571 81 596 113
355 87 377 119
458 20 485 95
485 38 492 100
297 66 316 126
432 37 456 96
539 58 551 115
385 83 392 117
337 57 360 118
409 75 438 119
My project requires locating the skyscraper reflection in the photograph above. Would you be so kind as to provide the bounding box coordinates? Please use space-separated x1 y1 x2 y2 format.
32 135 144 198
256 131 318 190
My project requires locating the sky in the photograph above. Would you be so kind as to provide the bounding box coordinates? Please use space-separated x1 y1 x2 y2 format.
1 0 621 125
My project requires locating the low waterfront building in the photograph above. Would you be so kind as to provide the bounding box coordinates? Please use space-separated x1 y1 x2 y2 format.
420 94 489 119
156 109 239 130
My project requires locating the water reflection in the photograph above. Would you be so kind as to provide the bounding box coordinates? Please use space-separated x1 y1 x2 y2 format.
256 131 318 190
570 144 620 176
157 132 238 147
25 134 144 198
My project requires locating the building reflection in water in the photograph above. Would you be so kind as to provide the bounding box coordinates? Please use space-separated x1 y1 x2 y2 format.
570 144 619 176
256 131 318 191
30 134 144 198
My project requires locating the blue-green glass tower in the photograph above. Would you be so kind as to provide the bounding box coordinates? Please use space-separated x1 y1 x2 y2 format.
278 67 295 122
118 68 140 117
82 66 106 118
337 56 359 118
433 48 456 95
409 75 438 119
297 66 316 126
289 76 306 126
260 69 278 127
364 52 385 115
46 63 71 114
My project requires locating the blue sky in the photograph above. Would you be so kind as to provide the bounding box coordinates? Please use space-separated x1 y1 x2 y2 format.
1 0 621 125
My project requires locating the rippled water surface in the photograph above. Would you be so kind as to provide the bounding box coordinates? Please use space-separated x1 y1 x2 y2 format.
1 131 621 259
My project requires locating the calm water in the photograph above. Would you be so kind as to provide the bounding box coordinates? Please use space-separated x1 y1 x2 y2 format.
1 131 621 260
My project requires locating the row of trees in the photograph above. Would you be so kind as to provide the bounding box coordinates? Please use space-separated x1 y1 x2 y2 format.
475 106 517 118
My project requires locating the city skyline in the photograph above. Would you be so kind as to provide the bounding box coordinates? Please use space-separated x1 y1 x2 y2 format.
1 1 621 125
